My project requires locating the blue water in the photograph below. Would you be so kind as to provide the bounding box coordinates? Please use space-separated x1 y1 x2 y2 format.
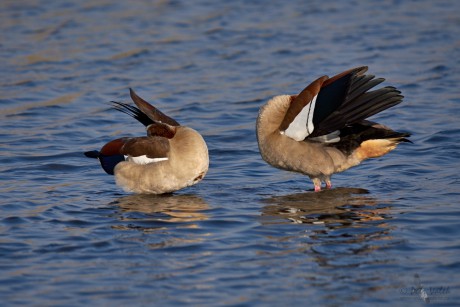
1 0 459 305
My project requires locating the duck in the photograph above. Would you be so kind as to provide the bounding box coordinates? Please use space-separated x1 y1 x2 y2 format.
256 66 411 192
84 89 209 194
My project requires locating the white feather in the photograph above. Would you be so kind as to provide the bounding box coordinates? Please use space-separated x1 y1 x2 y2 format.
309 130 341 143
128 155 168 165
283 95 318 141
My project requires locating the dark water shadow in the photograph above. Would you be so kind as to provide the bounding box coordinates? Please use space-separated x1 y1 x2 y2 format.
261 187 391 226
108 194 210 232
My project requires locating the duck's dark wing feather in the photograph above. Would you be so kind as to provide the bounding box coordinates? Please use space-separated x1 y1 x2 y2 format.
129 88 180 126
111 88 180 127
280 66 404 141
310 66 404 138
111 101 153 127
328 120 411 155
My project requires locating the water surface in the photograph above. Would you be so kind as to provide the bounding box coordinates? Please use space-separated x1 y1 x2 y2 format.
1 0 459 305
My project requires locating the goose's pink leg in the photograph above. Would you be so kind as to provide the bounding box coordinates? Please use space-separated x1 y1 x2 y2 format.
312 178 322 192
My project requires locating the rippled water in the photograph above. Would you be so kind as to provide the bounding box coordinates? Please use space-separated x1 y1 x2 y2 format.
1 0 459 305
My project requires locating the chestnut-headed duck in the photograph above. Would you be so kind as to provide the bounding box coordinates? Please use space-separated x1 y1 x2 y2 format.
85 89 208 194
256 66 410 192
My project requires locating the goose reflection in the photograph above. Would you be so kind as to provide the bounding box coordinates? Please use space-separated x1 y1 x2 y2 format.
261 188 397 270
110 194 210 231
261 187 390 225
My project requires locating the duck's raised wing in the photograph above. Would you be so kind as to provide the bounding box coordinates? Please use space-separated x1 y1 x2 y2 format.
129 88 180 126
111 88 180 127
279 66 403 141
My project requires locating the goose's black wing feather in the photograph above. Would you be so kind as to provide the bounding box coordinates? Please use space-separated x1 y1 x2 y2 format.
111 101 154 127
308 67 404 138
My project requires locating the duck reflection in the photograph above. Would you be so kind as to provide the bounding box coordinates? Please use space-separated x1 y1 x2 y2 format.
261 188 397 270
261 187 390 226
110 194 209 232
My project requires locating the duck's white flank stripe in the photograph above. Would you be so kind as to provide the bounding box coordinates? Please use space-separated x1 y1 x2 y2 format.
284 95 318 141
129 155 168 165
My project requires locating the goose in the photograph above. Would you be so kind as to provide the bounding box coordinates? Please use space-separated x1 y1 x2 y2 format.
256 66 410 192
85 89 209 194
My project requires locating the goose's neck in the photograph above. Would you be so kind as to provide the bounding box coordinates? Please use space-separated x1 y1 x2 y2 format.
256 95 291 141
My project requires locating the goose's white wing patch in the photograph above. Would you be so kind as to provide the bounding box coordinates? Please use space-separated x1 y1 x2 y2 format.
128 155 168 165
282 95 318 141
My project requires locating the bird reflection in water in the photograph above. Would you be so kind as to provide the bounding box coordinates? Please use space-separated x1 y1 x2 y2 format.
109 194 210 233
261 187 397 270
261 187 390 226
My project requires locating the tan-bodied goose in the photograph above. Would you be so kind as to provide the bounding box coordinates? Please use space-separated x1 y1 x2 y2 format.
85 89 209 194
256 66 410 192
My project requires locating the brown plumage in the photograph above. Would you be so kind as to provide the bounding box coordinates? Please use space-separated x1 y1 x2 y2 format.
256 66 410 192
